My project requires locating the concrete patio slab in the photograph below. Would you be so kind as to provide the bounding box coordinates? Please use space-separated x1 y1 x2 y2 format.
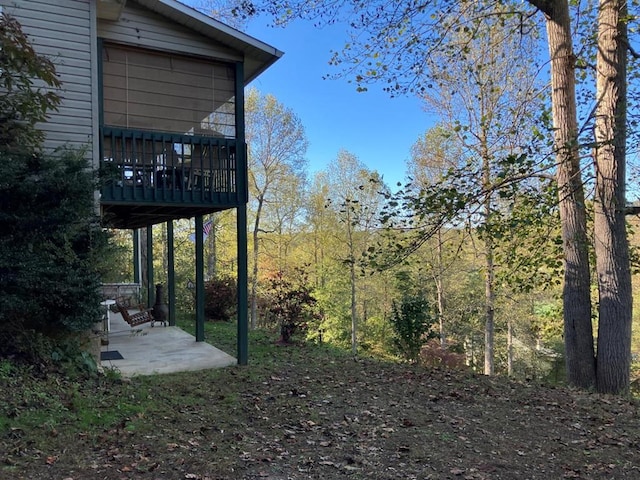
100 310 236 376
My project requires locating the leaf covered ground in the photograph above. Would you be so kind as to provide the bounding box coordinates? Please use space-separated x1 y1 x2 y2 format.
2 327 640 480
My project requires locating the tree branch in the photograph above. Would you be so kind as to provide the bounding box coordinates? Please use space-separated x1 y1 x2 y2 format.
625 39 640 59
525 0 555 18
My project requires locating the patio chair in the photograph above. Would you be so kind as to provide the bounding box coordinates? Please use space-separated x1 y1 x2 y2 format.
115 300 163 328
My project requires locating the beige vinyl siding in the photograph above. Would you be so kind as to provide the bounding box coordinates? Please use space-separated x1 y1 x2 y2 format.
1 0 95 152
98 0 241 63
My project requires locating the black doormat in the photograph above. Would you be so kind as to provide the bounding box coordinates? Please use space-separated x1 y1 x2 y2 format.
101 350 124 361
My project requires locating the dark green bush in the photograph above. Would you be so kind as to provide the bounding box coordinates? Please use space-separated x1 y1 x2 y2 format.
0 149 110 355
0 14 112 362
390 296 438 363
262 269 321 343
204 276 238 321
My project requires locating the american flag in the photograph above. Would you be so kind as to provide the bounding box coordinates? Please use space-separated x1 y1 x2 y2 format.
202 219 213 239
188 219 214 242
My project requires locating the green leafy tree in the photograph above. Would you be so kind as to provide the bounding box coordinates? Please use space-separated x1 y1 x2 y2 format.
325 150 387 355
390 296 437 364
420 9 546 375
406 126 464 349
0 13 61 154
245 88 308 329
243 0 637 393
0 14 111 361
261 171 308 272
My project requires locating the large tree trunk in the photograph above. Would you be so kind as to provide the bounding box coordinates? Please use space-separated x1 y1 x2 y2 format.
251 230 259 329
542 0 596 388
593 0 632 394
507 318 514 376
435 228 446 348
476 128 496 376
347 209 358 356
350 257 358 356
483 244 495 376
482 147 495 376
140 226 149 295
250 195 264 329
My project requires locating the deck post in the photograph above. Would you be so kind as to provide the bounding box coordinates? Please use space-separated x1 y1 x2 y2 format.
235 60 248 365
167 220 176 326
133 229 141 286
146 225 154 307
237 203 249 365
195 215 205 342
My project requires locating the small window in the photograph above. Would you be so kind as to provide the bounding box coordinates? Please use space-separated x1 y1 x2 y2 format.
102 44 236 138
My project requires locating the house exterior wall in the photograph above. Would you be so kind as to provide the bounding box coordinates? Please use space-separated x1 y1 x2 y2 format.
97 1 242 64
0 0 244 162
1 0 97 158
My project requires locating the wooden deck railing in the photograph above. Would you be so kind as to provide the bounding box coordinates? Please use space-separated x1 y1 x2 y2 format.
100 127 245 206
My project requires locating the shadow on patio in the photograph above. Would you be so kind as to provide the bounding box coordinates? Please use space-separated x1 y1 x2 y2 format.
100 309 236 377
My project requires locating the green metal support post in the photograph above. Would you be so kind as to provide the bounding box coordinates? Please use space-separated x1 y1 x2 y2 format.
235 60 248 365
195 215 205 342
133 229 141 286
167 220 176 326
237 203 249 365
146 225 154 307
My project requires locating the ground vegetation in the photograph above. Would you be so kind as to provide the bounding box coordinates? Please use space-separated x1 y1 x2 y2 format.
2 321 640 480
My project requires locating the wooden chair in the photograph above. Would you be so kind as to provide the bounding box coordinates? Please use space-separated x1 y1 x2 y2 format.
115 300 164 328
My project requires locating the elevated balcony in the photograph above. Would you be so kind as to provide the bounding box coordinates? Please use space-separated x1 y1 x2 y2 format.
100 126 247 229
98 42 248 229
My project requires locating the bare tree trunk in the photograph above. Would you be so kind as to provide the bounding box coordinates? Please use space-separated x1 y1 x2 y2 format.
483 223 495 376
507 319 513 377
541 0 596 388
140 226 148 293
465 336 475 370
481 137 495 376
161 222 168 281
251 233 259 328
350 259 357 356
347 209 358 356
250 195 264 329
435 228 446 348
593 0 632 394
207 215 217 280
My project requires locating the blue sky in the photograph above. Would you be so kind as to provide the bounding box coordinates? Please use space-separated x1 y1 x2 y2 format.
243 18 437 188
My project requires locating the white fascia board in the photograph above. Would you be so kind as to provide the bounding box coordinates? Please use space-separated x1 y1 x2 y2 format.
144 0 283 59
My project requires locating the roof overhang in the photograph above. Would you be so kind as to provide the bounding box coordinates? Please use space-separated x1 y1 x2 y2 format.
131 0 283 85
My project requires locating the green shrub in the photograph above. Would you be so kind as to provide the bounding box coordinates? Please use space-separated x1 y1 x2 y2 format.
262 269 321 343
0 149 111 357
0 14 112 362
204 275 238 321
390 296 438 363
